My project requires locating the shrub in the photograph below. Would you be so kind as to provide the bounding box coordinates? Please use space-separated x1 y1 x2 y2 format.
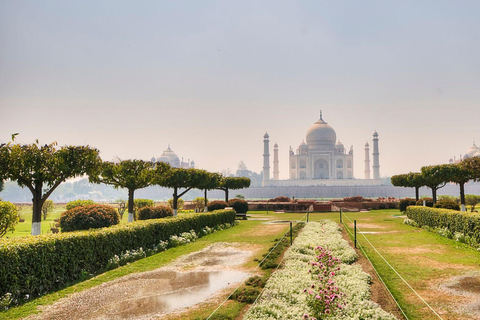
406 206 480 246
66 199 95 210
434 199 460 211
343 195 365 202
399 198 417 212
0 210 236 304
60 204 120 232
268 196 291 202
42 200 54 220
137 205 173 220
416 198 434 207
128 199 155 213
167 198 184 210
228 199 248 213
0 201 19 238
208 200 228 211
193 197 207 211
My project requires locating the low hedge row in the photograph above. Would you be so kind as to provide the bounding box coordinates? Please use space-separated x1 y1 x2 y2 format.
406 206 480 243
0 210 236 303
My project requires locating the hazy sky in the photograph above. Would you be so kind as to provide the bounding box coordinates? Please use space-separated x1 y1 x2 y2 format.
1 1 479 180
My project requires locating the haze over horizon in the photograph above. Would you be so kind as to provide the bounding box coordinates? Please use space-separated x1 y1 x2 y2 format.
1 1 479 180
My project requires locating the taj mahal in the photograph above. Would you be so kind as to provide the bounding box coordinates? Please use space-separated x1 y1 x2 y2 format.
262 112 383 187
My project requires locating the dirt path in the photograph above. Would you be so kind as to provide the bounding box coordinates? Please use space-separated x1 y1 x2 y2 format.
28 243 255 320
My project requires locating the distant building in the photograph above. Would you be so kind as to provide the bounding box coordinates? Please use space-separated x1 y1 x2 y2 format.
152 145 194 169
263 112 381 187
449 142 480 164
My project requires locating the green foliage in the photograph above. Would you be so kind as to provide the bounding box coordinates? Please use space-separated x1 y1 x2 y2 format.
168 198 184 210
115 200 127 219
41 200 54 220
220 177 251 190
434 199 460 211
399 198 416 212
415 198 434 207
0 201 19 238
235 194 245 200
406 206 480 246
131 199 154 212
466 194 480 212
207 200 228 211
193 197 207 211
137 205 173 220
60 205 120 232
0 140 101 231
228 199 249 213
0 210 236 303
0 180 3 193
66 199 95 210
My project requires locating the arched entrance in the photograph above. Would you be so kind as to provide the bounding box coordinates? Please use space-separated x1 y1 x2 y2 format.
314 159 329 179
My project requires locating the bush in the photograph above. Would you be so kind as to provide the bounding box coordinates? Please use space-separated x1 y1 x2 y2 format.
406 206 480 246
228 199 249 213
167 198 184 210
416 198 434 207
0 201 19 238
60 204 120 232
208 200 228 211
137 205 173 220
128 199 155 213
193 197 207 211
268 196 291 202
399 198 417 212
0 210 236 304
66 199 95 210
434 199 460 211
343 196 365 202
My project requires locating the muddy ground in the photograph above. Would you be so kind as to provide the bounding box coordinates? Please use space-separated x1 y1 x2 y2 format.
28 243 255 320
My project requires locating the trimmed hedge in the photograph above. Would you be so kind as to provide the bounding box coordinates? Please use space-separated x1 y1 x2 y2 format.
399 198 416 212
406 206 480 244
228 199 249 213
207 200 228 211
0 210 236 302
137 205 173 220
60 205 120 232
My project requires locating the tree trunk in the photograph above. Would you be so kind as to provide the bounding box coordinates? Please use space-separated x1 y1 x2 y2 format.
204 189 208 212
32 194 43 236
415 187 419 202
173 187 178 216
225 188 229 203
128 188 135 222
432 188 437 205
459 182 466 212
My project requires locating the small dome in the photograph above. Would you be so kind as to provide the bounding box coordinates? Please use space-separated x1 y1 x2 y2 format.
465 143 480 158
274 142 278 148
299 140 308 149
474 150 480 157
335 140 344 149
305 113 336 149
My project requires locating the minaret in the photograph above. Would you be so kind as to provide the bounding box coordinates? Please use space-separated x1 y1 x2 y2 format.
273 143 279 180
364 142 371 179
372 131 380 179
263 132 270 184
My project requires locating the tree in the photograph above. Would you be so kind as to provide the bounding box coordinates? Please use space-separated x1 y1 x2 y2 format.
0 201 19 237
421 165 449 205
115 199 127 219
197 172 222 212
462 157 480 181
445 163 474 211
42 199 54 220
465 194 480 212
90 160 168 222
392 172 426 202
154 168 210 216
0 141 101 235
216 177 251 202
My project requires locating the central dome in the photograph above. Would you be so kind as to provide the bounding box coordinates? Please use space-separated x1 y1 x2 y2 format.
306 113 336 149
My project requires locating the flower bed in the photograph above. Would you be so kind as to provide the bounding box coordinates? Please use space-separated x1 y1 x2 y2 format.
244 221 396 319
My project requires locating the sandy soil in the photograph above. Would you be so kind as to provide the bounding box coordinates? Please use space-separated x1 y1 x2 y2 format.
28 243 255 320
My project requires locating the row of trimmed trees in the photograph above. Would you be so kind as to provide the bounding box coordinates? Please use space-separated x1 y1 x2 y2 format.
0 141 250 235
391 157 480 211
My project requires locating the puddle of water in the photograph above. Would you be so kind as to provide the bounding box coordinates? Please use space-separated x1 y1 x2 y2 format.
110 270 247 319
